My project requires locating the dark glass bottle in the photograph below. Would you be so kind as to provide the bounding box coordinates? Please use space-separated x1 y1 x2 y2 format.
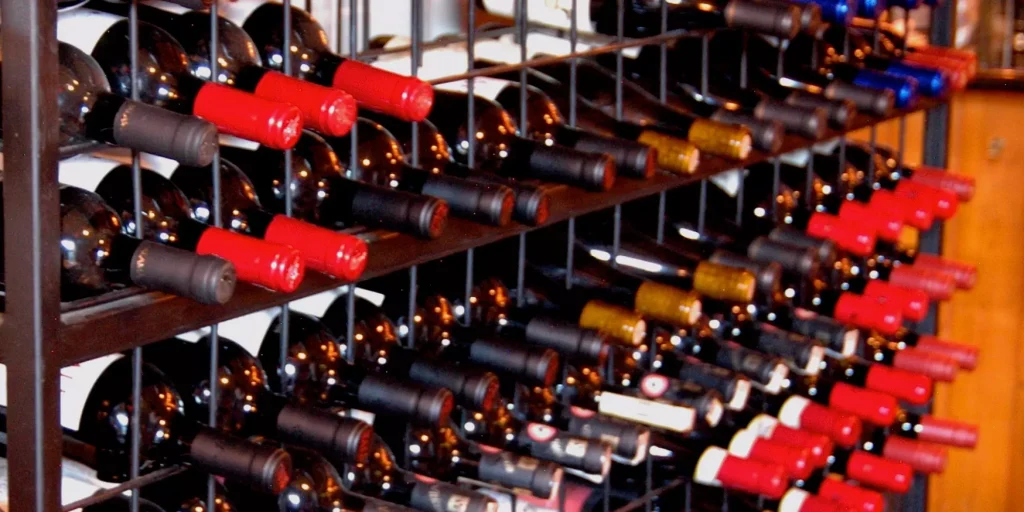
57 9 304 149
134 470 235 512
219 131 449 239
57 157 305 293
359 112 552 226
326 119 516 227
144 336 374 467
0 183 234 304
86 1 357 136
427 89 618 192
217 1 434 121
0 41 217 166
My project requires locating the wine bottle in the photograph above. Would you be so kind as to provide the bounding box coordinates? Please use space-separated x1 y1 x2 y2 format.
326 119 516 227
793 446 913 494
855 427 948 474
838 25 970 91
359 112 551 226
863 146 975 202
57 9 304 149
96 152 368 281
204 308 457 428
0 40 217 166
55 156 306 292
217 1 434 122
478 0 802 38
688 485 855 512
810 29 952 97
428 88 618 191
218 131 450 239
0 183 235 304
0 356 292 493
842 143 963 221
131 470 236 512
655 427 813 481
87 0 358 136
145 335 374 466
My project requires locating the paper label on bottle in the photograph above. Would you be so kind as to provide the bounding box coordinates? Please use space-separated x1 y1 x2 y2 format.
215 0 264 27
746 414 780 438
371 51 469 81
93 149 182 179
0 354 124 432
692 446 728 486
219 134 262 151
709 168 746 198
777 395 811 429
57 9 123 54
726 429 757 458
480 0 594 32
57 155 123 193
434 77 513 101
778 148 812 168
288 287 349 318
729 378 752 411
0 457 118 511
146 0 192 15
596 392 695 433
343 408 376 426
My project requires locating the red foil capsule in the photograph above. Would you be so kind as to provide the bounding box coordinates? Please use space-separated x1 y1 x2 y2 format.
779 488 855 512
747 414 835 468
910 253 978 290
833 293 902 335
728 430 814 480
194 227 305 292
817 479 885 512
263 216 368 281
915 415 980 448
334 60 434 122
695 447 788 499
806 213 876 256
863 280 930 322
838 201 903 242
828 382 899 426
863 363 933 406
870 189 934 230
888 266 957 301
913 335 979 370
192 82 303 150
893 179 960 220
881 436 948 474
253 71 357 136
909 166 975 201
844 450 913 493
891 348 959 382
778 397 862 448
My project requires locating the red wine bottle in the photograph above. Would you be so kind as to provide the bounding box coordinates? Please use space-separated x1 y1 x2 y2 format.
842 144 962 222
219 132 450 239
866 145 976 202
145 335 374 467
0 41 217 166
0 355 292 493
0 183 235 304
360 111 552 226
428 88 618 191
57 156 306 292
218 1 434 122
88 0 358 136
58 9 304 149
326 118 516 226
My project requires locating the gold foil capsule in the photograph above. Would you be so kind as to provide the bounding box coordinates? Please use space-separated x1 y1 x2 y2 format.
636 131 701 175
687 119 753 160
579 300 648 346
634 281 703 327
692 262 757 303
896 225 920 255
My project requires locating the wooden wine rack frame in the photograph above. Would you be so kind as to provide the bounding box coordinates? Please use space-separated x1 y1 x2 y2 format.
0 0 954 510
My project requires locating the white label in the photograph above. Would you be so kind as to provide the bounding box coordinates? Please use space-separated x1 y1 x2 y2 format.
477 489 563 512
728 379 752 411
0 354 123 431
57 9 123 54
709 168 745 198
343 408 376 426
213 307 281 356
289 287 349 318
705 398 724 427
474 38 531 64
766 362 788 394
746 414 780 438
146 0 191 14
215 0 264 27
371 50 469 80
802 346 825 375
0 457 118 512
777 396 811 429
778 148 811 168
812 137 841 155
595 392 695 433
841 330 860 358
219 134 262 152
57 155 123 193
726 429 758 458
479 0 594 32
692 446 728 486
93 149 182 179
778 488 811 512
516 33 639 60
434 77 513 101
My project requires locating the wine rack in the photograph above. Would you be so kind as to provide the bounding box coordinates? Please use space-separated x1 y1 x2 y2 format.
0 0 956 511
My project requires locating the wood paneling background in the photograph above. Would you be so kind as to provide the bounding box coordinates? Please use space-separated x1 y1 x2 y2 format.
851 92 1024 512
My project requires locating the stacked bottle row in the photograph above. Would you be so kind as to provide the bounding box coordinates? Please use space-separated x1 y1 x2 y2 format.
0 0 975 308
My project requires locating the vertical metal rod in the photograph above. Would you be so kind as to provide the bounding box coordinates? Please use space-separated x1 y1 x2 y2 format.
698 180 708 234
517 233 527 307
466 0 477 169
873 24 881 54
566 217 576 289
1 0 61 509
867 126 877 186
410 0 421 167
735 172 745 226
615 0 624 120
657 191 667 243
205 3 222 508
898 116 907 170
279 0 294 422
408 266 418 347
644 452 653 512
464 249 475 325
740 32 749 89
613 204 622 263
346 286 356 364
659 0 668 102
838 136 847 176
701 35 710 97
603 469 611 512
684 481 693 512
517 0 528 130
362 0 371 52
349 0 359 177
570 0 579 126
129 3 143 511
772 159 781 215
805 152 815 201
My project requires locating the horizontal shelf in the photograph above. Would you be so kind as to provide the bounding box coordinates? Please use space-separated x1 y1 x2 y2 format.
45 98 944 367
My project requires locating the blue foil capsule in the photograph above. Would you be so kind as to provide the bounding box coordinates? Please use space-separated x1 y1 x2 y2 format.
885 62 949 97
852 70 919 108
813 0 855 24
857 0 886 18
